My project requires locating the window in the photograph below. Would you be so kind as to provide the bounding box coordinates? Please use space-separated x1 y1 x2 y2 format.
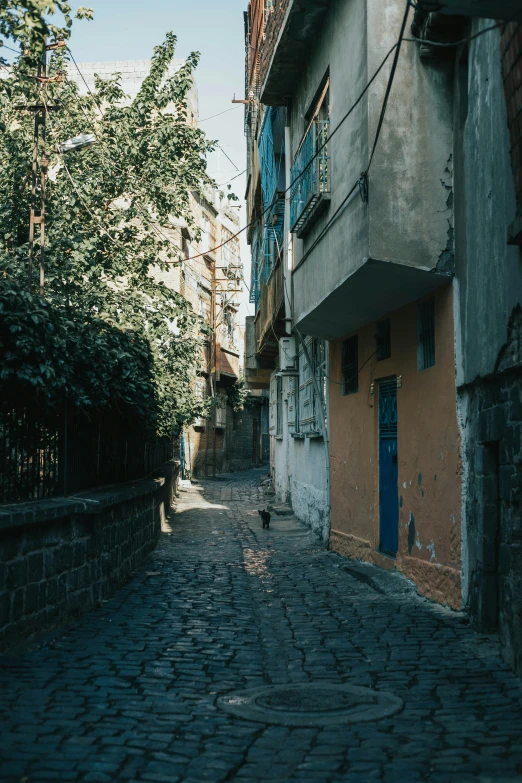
341 336 358 395
376 318 391 361
418 299 435 370
201 214 211 254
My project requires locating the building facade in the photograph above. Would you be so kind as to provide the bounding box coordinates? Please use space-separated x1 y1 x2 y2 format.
243 0 522 668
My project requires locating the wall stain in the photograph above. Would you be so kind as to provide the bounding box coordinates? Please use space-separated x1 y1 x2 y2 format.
408 512 416 555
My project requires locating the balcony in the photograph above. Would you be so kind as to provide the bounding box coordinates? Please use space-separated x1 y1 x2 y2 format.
255 254 285 359
244 256 286 390
290 120 330 238
258 0 330 105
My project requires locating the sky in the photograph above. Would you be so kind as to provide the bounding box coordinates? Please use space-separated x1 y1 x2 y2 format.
68 0 252 317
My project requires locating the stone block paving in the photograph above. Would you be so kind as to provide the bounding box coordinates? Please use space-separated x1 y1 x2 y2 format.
1 467 522 782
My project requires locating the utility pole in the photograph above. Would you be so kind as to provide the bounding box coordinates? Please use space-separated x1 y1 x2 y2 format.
211 258 217 478
19 39 65 294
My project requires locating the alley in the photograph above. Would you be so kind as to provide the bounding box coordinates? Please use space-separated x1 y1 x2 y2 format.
1 469 522 783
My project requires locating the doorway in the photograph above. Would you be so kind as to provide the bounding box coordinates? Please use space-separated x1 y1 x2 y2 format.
378 378 399 556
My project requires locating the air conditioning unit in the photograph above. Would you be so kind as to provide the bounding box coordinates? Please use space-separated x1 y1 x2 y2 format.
279 336 297 371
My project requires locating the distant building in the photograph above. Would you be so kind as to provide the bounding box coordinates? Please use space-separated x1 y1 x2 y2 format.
69 60 267 476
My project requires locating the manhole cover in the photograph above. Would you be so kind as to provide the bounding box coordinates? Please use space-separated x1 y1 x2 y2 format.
217 683 403 726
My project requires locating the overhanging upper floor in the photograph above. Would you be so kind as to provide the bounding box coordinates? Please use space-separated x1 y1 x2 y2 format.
294 258 452 339
259 0 331 105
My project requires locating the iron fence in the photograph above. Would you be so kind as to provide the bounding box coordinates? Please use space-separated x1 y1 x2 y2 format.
0 403 176 505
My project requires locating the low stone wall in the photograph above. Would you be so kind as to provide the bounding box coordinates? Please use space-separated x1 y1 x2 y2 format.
0 461 179 647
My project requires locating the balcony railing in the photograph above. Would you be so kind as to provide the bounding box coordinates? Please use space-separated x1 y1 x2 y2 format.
290 119 330 237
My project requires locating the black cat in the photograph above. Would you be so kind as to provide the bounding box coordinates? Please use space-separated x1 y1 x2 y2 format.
258 509 271 529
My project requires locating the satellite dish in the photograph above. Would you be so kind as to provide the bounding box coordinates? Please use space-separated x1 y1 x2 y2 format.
57 133 96 154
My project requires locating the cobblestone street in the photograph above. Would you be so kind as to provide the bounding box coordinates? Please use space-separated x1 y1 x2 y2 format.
1 468 522 783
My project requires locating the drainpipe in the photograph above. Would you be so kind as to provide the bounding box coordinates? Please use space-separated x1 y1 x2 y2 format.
283 104 292 337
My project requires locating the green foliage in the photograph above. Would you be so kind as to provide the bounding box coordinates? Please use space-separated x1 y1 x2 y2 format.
227 377 255 412
0 2 93 67
0 31 216 435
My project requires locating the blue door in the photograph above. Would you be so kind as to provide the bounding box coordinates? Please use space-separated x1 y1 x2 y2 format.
378 379 399 556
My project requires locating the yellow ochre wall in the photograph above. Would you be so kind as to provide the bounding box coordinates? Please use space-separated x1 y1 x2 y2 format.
329 285 462 608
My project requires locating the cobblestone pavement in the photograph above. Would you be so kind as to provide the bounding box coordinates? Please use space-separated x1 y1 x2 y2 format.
2 468 522 783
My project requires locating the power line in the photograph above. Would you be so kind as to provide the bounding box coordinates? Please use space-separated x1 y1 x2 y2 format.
367 0 410 171
217 169 246 187
199 106 241 123
217 143 240 171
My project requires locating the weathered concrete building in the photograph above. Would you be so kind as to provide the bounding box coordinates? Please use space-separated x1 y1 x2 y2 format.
243 0 522 647
244 7 330 539
244 0 462 588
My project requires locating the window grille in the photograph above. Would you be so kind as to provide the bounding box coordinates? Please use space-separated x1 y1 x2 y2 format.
342 336 358 395
417 299 435 370
287 370 298 433
276 375 283 436
376 318 391 361
298 338 326 434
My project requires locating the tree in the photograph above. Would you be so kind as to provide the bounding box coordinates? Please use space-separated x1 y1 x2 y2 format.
0 2 93 66
0 30 217 436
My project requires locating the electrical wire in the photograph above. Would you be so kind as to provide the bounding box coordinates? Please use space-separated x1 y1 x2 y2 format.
0 42 22 54
62 51 248 288
367 1 410 171
217 168 246 187
404 20 507 48
217 143 239 171
174 6 510 265
199 105 242 123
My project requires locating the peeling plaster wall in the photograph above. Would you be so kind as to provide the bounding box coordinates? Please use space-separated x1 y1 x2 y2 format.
290 438 329 543
290 0 454 334
329 286 462 608
453 21 522 674
271 376 329 540
454 23 522 386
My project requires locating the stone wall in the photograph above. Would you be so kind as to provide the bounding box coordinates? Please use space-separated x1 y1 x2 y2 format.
462 368 522 676
0 462 179 648
188 401 268 478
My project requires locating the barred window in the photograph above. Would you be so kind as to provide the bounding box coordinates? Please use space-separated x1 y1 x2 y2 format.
417 299 435 370
341 335 358 395
298 338 326 435
276 375 283 436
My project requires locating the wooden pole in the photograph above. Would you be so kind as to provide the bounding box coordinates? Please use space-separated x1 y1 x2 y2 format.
211 259 217 478
27 43 47 294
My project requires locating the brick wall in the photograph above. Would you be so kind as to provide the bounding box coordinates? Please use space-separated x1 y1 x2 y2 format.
502 22 522 219
0 463 179 648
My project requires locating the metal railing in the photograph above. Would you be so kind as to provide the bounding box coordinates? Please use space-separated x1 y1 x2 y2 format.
261 197 285 286
290 119 330 235
0 404 176 505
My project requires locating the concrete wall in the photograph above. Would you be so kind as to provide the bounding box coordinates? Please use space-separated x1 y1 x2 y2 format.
329 285 462 608
0 463 179 648
290 0 368 325
453 21 522 674
290 0 454 334
271 373 329 541
454 23 522 386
